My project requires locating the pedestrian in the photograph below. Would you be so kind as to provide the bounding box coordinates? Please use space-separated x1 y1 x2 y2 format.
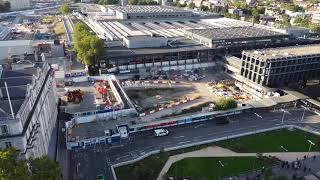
304 155 307 160
304 166 307 172
313 155 316 160
309 168 311 172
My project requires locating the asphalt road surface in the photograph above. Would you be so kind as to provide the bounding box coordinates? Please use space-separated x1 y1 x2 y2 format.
67 108 320 180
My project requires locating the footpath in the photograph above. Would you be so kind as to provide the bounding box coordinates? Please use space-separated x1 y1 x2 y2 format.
157 146 320 180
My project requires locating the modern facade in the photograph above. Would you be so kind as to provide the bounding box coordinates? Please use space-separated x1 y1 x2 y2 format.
0 56 58 159
240 44 320 87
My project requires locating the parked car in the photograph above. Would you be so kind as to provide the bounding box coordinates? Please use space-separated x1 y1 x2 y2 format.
154 129 169 137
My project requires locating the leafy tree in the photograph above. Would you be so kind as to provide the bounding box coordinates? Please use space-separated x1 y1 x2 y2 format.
128 0 139 4
223 12 232 18
29 156 62 180
310 23 320 34
188 2 195 9
0 148 61 180
60 3 70 14
252 8 259 17
73 22 104 66
215 98 237 110
199 5 209 11
293 17 310 28
280 3 304 12
0 148 29 180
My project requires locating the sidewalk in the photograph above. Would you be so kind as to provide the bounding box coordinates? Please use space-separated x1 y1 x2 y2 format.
157 146 320 180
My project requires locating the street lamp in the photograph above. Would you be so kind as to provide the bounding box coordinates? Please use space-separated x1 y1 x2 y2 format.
301 107 306 122
254 113 262 119
307 140 315 157
281 109 289 124
218 160 224 167
280 145 288 152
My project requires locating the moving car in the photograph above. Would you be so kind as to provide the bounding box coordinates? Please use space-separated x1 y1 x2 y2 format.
154 129 169 137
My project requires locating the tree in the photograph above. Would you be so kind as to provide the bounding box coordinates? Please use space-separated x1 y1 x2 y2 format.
0 148 61 180
60 3 70 14
73 22 104 66
0 148 29 180
188 2 195 9
252 8 259 17
215 98 237 110
293 17 310 28
29 156 62 180
310 23 320 34
199 5 209 11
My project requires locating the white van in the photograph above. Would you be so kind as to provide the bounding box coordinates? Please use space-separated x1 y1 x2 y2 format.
154 129 169 137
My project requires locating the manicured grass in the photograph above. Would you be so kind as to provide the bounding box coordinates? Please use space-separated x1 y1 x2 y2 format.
167 157 275 180
115 129 320 180
116 151 170 180
216 128 320 153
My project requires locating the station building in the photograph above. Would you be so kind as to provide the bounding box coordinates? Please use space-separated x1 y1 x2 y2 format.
82 6 319 74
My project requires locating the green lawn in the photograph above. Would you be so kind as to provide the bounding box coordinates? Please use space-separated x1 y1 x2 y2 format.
167 157 275 180
216 129 320 153
115 129 320 180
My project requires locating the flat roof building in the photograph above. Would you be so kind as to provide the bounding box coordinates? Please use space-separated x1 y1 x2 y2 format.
107 5 193 20
184 26 288 48
240 44 320 87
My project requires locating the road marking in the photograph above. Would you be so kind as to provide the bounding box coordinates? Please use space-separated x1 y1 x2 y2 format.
194 124 205 128
178 140 192 144
116 154 130 161
174 135 185 139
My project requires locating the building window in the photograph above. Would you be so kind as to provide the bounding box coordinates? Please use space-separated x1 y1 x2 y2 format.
0 125 8 135
5 142 12 148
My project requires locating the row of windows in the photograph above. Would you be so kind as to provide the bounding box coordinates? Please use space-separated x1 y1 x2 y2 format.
242 58 266 67
266 71 319 86
270 59 320 67
268 64 320 74
0 125 8 135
